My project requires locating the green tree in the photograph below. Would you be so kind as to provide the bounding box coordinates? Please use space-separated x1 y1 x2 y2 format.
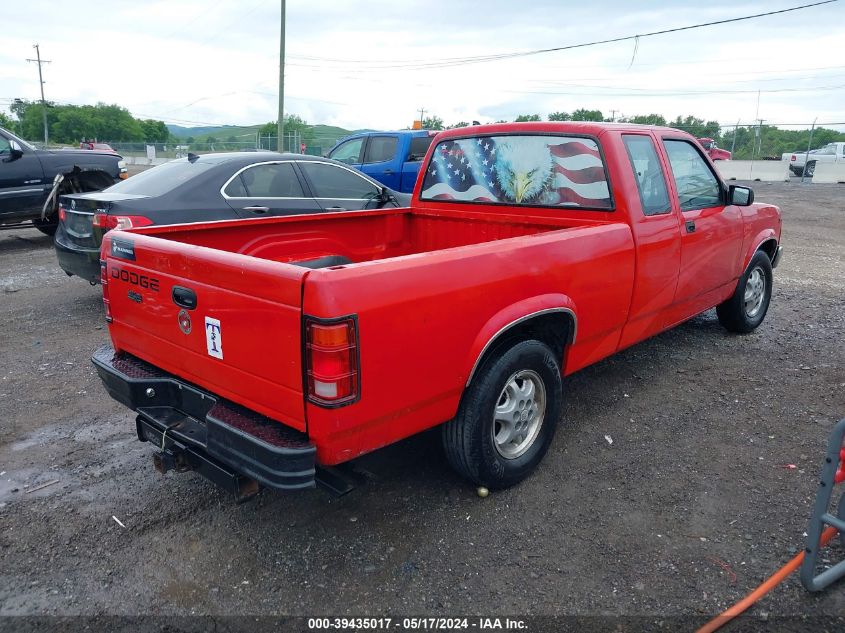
422 115 444 130
260 114 316 149
547 111 570 121
11 100 159 144
140 119 169 142
515 114 541 122
670 115 720 139
624 114 667 126
0 111 14 130
570 108 604 122
448 121 470 128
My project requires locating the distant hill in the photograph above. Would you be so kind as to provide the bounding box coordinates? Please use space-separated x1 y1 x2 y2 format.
166 124 261 140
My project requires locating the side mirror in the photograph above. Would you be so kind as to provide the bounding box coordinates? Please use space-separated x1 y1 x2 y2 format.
8 140 24 160
729 184 754 206
378 186 393 204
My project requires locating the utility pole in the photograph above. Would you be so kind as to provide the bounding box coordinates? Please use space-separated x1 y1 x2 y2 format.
610 109 618 122
26 44 50 147
801 117 817 184
729 118 740 156
277 0 286 152
418 107 426 127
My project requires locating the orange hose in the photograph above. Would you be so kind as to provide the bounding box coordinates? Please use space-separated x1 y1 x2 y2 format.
696 526 839 633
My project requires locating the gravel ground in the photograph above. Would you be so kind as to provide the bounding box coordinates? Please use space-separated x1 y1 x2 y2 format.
0 181 843 628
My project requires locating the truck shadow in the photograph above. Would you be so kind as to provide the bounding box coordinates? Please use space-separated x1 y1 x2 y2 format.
0 230 55 254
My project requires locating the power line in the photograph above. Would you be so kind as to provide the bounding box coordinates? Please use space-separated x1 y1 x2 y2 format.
500 83 845 98
285 1 839 70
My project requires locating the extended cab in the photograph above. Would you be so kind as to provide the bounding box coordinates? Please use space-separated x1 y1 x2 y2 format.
785 141 845 177
326 130 436 193
93 122 782 499
0 126 126 234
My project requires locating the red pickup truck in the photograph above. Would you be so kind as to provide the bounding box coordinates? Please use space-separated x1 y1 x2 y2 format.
92 122 782 499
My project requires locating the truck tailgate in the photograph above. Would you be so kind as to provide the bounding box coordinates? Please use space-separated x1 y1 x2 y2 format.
102 232 309 431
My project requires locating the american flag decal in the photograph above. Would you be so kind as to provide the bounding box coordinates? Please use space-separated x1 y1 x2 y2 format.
420 135 611 209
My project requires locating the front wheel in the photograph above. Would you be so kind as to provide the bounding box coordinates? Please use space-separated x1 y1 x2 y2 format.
716 250 773 333
442 340 562 490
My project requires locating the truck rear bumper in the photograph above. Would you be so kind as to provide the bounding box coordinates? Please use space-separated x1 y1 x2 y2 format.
91 345 317 495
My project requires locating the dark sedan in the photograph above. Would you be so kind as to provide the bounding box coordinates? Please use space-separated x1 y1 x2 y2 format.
55 152 410 283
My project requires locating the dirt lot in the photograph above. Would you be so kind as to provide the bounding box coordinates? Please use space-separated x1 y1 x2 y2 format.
1 181 843 628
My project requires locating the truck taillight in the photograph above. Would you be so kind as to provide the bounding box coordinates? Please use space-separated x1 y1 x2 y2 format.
791 155 797 161
304 316 359 406
58 205 66 222
93 213 153 231
100 259 112 323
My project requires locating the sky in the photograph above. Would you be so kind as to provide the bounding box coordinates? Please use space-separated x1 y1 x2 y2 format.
2 0 844 134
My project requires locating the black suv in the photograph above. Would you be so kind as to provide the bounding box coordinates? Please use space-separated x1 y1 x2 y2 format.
0 126 126 235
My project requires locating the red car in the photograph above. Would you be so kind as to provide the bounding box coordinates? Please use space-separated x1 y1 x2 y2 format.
93 122 782 499
79 140 116 153
698 137 731 161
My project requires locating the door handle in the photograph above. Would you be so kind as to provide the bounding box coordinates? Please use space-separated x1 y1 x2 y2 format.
243 206 269 213
383 169 394 174
325 206 347 211
685 220 696 233
172 286 197 310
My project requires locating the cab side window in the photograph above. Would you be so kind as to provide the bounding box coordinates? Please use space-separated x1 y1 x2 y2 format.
0 136 11 154
231 163 305 198
328 138 364 165
622 135 670 216
663 140 721 211
363 136 398 164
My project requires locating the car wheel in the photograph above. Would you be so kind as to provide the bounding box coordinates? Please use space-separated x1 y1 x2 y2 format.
442 340 562 489
716 250 773 334
805 161 816 177
32 217 57 236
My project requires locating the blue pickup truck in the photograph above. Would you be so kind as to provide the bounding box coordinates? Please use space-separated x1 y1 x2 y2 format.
326 130 436 193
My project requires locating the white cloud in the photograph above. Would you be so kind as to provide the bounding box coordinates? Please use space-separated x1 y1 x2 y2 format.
1 0 843 132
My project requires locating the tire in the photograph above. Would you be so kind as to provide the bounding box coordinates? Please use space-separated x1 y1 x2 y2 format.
442 340 562 489
32 218 57 236
805 162 816 178
716 250 773 333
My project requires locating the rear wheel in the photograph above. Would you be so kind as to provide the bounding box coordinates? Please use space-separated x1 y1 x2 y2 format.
716 250 773 333
32 217 57 236
442 340 562 489
805 161 816 177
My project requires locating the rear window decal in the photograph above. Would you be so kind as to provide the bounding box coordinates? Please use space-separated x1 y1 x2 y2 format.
420 135 611 209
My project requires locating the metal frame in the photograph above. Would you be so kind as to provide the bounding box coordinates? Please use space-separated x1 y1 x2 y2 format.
800 418 845 592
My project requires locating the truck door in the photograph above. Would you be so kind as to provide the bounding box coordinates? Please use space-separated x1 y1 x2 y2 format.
661 137 743 317
359 135 400 190
400 135 435 193
0 132 46 218
617 133 682 348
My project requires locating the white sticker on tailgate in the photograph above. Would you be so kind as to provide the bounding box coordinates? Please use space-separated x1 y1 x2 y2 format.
205 317 223 359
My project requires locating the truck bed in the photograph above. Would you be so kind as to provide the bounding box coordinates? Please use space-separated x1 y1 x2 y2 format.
131 207 601 267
